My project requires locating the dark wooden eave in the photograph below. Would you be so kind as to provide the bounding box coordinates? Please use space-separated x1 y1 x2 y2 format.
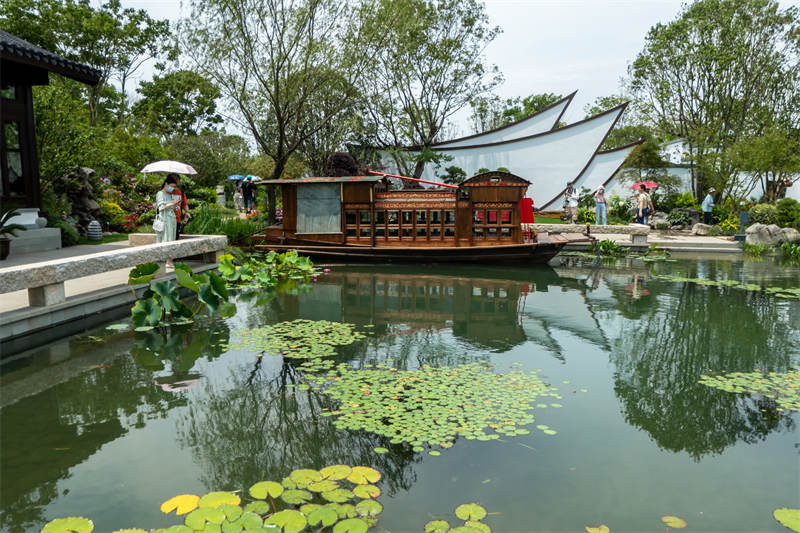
0 29 101 86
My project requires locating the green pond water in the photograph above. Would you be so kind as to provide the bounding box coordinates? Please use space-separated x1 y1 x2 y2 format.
1 256 799 532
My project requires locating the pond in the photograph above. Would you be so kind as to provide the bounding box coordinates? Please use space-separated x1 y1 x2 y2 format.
1 256 798 532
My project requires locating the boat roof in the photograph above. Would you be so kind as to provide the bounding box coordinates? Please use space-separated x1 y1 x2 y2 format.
257 176 384 184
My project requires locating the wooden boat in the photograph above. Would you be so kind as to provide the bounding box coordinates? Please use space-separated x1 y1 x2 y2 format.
252 170 593 263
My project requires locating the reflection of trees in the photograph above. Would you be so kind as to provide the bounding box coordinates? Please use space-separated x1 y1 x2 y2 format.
0 355 182 533
176 361 420 496
610 282 797 460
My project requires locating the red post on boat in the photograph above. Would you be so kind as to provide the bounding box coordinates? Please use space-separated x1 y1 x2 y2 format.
367 170 459 189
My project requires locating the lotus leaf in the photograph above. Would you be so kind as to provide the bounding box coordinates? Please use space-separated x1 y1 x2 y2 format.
307 480 339 493
355 499 382 517
221 511 263 533
175 268 200 292
322 488 354 503
306 506 339 527
774 508 800 532
249 481 284 499
331 518 369 533
185 507 226 529
289 469 322 487
352 484 381 499
131 297 163 327
199 492 240 508
346 466 381 485
280 489 312 505
335 504 357 518
454 503 487 521
661 516 687 528
425 520 451 533
243 502 271 515
464 521 491 533
263 510 307 533
128 262 160 285
161 494 200 515
106 324 129 331
585 526 610 533
41 517 94 533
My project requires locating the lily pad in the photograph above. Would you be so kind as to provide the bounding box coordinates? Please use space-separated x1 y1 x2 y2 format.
289 468 322 488
249 481 284 499
661 516 687 529
199 492 240 508
41 517 94 533
346 466 381 485
320 465 352 480
221 511 263 533
373 447 389 454
161 494 200 515
352 484 381 499
280 489 312 505
306 506 339 527
331 518 369 533
355 499 383 517
454 503 487 521
307 479 339 493
774 509 800 532
322 488 355 503
233 320 365 359
185 508 225 530
464 521 491 533
243 501 271 515
425 520 451 533
263 510 307 533
585 526 610 533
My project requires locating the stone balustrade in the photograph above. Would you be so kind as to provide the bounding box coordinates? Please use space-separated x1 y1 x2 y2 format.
533 223 650 244
0 235 227 306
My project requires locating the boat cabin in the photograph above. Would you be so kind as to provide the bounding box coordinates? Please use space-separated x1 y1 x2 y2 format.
262 171 534 247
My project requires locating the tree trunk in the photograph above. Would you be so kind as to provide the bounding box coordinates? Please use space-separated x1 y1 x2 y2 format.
268 159 286 225
412 159 425 180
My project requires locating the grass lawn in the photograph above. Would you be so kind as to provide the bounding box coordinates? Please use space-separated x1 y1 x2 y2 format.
78 233 130 245
535 215 568 224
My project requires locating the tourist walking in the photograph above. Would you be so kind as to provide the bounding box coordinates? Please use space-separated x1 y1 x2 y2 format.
233 183 244 212
702 187 715 225
594 185 607 225
565 184 579 223
155 176 181 268
168 173 190 239
636 184 654 224
242 177 256 214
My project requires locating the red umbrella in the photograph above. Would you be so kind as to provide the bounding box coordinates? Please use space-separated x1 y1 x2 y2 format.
631 181 658 190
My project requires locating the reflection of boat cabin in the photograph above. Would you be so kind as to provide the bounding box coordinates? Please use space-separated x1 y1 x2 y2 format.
271 171 530 247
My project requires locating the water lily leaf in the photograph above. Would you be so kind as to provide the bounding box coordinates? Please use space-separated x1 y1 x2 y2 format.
281 477 297 489
186 508 226 530
128 262 160 285
152 527 193 533
222 511 263 533
199 492 240 508
322 488 354 503
449 527 483 533
243 501 271 515
263 510 307 533
424 520 451 533
161 494 200 515
106 324 129 331
455 503 487 521
113 530 148 533
308 480 339 493
774 508 800 532
320 465 352 480
543 429 557 435
334 504 357 518
249 481 284 499
464 521 490 533
42 517 94 533
307 506 338 527
218 504 242 522
281 490 313 505
585 526 610 533
332 518 369 533
346 466 381 485
373 447 388 454
352 484 380 499
354 499 382 517
661 516 687 529
289 469 322 487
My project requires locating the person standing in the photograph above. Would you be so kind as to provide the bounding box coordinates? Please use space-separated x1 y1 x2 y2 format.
637 184 654 224
167 173 190 239
242 177 255 214
593 185 607 226
565 184 579 223
155 176 181 267
701 187 715 225
233 182 244 212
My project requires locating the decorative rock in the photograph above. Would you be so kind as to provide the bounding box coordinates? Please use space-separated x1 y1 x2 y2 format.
87 220 103 241
35 216 47 228
745 223 776 245
779 227 800 244
50 167 103 235
692 223 713 235
649 212 669 228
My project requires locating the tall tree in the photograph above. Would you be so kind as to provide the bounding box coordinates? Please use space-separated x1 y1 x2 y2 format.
628 0 800 198
727 127 800 201
468 92 563 134
132 70 223 139
181 0 374 222
357 0 502 178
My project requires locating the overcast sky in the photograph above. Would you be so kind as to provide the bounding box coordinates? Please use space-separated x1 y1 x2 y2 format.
118 0 800 134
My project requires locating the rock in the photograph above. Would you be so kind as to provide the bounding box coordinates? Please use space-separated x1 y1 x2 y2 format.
779 227 800 244
692 223 713 235
649 212 669 228
745 223 776 245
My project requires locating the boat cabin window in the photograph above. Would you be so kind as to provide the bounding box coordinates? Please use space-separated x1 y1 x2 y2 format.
297 183 341 234
472 207 515 240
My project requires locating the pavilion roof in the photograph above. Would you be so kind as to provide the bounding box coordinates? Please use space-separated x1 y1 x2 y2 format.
257 176 384 185
0 30 101 85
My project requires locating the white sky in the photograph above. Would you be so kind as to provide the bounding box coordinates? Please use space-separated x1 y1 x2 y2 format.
116 0 800 134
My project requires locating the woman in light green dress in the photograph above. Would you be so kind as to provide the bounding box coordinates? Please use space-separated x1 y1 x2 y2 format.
155 176 180 267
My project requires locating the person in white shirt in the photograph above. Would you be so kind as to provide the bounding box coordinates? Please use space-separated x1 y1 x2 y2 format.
565 184 579 223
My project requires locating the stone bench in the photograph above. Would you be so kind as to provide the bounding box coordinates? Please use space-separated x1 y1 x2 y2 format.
0 235 227 306
532 223 650 244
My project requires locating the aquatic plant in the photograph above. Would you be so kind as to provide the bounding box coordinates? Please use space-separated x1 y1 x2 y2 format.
127 262 233 330
780 242 800 263
743 242 770 256
592 239 624 257
218 250 315 288
307 362 564 453
652 274 800 300
774 508 800 532
425 502 492 533
233 319 365 359
698 369 800 412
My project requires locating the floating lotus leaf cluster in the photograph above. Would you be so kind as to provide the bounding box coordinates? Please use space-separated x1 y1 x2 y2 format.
41 464 383 533
233 320 365 359
308 362 564 453
425 502 491 533
698 369 800 412
653 274 800 300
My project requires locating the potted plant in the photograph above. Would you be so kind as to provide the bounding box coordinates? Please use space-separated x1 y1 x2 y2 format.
0 206 27 260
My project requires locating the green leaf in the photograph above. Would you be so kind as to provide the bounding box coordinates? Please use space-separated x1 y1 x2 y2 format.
249 481 284 499
207 271 229 299
222 511 263 533
220 302 237 318
660 516 687 529
152 527 193 533
307 480 339 493
175 267 200 292
129 262 160 285
131 298 162 327
454 503 487 521
425 520 451 533
774 508 800 532
289 468 322 488
464 521 491 533
354 499 382 517
352 484 380 499
332 518 369 533
263 510 307 533
105 324 129 331
218 504 242 522
306 506 338 527
346 466 381 485
280 489 312 505
151 280 182 313
321 488 354 503
185 507 226 530
41 517 94 533
198 492 240 508
197 283 220 314
243 501 271 515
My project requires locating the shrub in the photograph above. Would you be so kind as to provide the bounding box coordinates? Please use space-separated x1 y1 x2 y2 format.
495 167 510 173
776 198 800 229
743 242 770 256
194 187 218 204
780 242 800 262
100 200 126 230
577 207 595 224
749 203 779 225
706 226 723 236
607 194 629 220
52 219 80 246
184 203 263 244
139 209 156 224
667 209 691 227
673 192 699 209
717 214 739 235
